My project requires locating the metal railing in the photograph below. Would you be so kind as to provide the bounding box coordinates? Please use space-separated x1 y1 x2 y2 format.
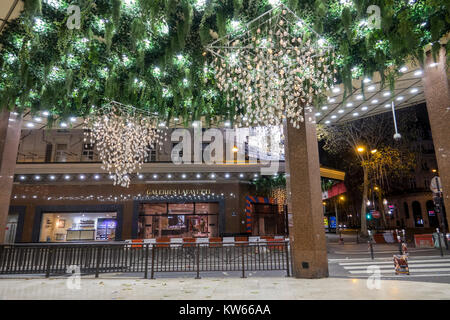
0 240 291 279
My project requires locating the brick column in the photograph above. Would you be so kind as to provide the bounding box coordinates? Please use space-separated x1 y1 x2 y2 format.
422 47 450 225
284 109 328 278
0 110 22 243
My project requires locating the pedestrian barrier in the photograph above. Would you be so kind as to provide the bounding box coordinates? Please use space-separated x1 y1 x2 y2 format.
414 234 434 248
0 239 291 279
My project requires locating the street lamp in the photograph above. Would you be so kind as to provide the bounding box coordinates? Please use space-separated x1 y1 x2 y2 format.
371 149 377 154
357 146 365 153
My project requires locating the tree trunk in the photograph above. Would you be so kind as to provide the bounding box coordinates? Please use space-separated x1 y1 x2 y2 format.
360 167 368 236
378 191 387 229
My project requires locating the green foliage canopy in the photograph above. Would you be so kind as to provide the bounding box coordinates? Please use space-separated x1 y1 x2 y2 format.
0 0 448 124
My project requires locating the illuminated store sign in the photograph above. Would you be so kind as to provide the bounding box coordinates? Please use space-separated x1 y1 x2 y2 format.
146 189 211 196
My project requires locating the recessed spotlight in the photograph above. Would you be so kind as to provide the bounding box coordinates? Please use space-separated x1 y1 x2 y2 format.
361 106 368 111
34 175 41 180
49 175 56 180
181 174 187 179
196 174 201 179
428 62 438 68
328 98 336 103
210 173 216 179
94 174 101 180
138 174 144 179
224 121 231 127
353 112 359 117
332 87 340 93
363 78 371 83
414 70 423 76
253 174 258 178
33 117 42 122
225 173 230 178
396 96 404 101
383 92 390 97
70 117 77 122
346 103 353 107
385 104 391 108
331 115 337 119
338 109 344 114
367 85 376 91
26 123 35 128
19 175 26 181
399 66 408 73
60 122 68 128
109 175 114 180
153 174 158 179
42 111 49 116
167 174 172 179
321 106 328 110
239 173 244 178
315 112 321 116
371 99 379 104
356 95 363 100
410 88 419 94
325 120 331 124
64 175 71 180
79 175 86 180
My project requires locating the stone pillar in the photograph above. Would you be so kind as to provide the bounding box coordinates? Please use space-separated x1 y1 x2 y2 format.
0 110 22 243
284 109 328 278
422 47 450 225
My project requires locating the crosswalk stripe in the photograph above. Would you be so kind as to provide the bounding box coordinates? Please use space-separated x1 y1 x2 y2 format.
348 267 450 274
338 259 450 266
343 263 450 270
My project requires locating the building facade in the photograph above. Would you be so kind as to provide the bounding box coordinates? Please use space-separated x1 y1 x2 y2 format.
6 127 344 243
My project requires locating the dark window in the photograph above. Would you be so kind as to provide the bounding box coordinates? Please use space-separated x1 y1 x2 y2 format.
412 201 424 227
45 143 53 162
403 202 410 219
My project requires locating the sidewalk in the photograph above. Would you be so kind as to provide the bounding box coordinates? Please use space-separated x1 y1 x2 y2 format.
0 276 449 299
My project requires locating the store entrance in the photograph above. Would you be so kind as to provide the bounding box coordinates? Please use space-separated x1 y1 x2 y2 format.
4 213 18 243
138 202 219 239
252 204 286 236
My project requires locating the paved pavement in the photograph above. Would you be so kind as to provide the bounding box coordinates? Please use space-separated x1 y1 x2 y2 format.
0 276 449 300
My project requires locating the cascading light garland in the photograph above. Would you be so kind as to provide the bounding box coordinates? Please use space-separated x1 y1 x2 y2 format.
207 4 337 129
83 102 164 188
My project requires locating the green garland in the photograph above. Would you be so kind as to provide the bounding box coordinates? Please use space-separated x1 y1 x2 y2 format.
0 0 448 124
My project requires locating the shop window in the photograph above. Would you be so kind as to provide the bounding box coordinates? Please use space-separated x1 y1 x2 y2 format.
39 212 117 242
426 200 439 228
82 143 95 161
54 144 67 162
45 143 53 162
